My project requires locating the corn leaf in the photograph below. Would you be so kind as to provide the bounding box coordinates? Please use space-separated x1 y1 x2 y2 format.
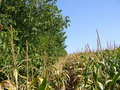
38 78 47 90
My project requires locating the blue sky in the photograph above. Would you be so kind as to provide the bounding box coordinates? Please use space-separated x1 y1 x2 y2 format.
57 0 120 53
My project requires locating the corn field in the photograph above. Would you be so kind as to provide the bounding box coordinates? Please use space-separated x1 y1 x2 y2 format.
0 26 120 90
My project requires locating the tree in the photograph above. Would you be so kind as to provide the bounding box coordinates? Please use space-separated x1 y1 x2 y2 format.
0 0 70 58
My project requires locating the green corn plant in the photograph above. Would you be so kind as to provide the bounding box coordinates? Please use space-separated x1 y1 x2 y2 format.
105 72 120 89
29 77 53 90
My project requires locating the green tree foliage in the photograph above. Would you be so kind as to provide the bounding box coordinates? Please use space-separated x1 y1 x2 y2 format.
0 0 70 58
0 0 70 84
